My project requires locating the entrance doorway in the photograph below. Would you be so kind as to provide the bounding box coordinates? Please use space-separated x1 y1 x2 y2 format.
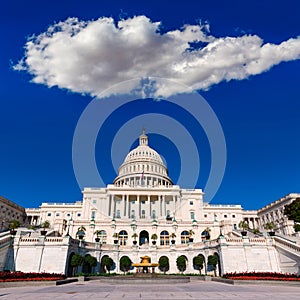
139 230 149 245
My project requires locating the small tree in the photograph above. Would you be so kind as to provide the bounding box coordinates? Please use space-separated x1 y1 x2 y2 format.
41 220 50 229
151 233 158 245
102 256 114 274
207 255 218 276
188 229 195 242
71 253 83 276
9 220 20 230
151 233 158 240
77 226 86 239
120 256 132 274
238 220 249 231
84 255 97 273
193 255 204 275
176 255 187 274
9 220 20 235
158 256 169 274
264 222 275 231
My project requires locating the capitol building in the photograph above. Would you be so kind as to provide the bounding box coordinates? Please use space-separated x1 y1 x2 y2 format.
1 131 300 275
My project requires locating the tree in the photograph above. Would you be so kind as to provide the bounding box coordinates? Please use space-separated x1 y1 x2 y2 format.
151 233 158 240
158 256 169 274
264 222 275 231
101 256 114 274
193 255 204 274
9 220 20 229
9 220 20 235
41 220 50 229
208 255 218 276
284 198 300 223
77 226 86 239
71 254 83 276
120 256 132 274
84 255 97 273
176 255 187 273
238 220 249 231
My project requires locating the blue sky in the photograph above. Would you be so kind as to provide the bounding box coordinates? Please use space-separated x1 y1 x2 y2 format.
1 0 300 210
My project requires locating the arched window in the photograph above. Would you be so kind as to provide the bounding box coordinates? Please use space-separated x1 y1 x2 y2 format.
119 230 128 246
160 230 169 246
99 230 107 244
181 230 189 244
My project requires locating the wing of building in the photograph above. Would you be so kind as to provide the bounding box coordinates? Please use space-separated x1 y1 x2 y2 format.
1 131 300 275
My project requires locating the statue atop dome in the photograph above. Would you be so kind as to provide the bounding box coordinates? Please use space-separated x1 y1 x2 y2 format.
139 128 148 146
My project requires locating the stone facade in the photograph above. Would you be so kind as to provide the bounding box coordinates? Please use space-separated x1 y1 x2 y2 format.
257 193 299 235
0 196 26 231
1 131 299 275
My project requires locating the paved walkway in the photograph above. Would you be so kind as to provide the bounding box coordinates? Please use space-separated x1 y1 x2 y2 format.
0 280 299 299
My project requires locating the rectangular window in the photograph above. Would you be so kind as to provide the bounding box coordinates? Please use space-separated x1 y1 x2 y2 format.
141 200 145 204
116 210 121 218
91 211 95 220
190 211 195 220
190 201 193 205
56 213 60 217
92 199 97 204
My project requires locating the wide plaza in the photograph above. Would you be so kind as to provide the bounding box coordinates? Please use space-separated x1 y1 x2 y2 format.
0 280 299 300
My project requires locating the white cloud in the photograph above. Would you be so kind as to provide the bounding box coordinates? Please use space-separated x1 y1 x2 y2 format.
14 15 300 98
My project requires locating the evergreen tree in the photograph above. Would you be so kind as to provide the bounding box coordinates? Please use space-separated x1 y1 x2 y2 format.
71 254 83 276
176 255 187 273
158 256 169 274
193 255 204 274
208 255 218 276
120 256 132 274
102 256 114 274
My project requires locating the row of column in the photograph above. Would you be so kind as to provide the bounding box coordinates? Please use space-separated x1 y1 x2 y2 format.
108 194 180 219
115 176 172 188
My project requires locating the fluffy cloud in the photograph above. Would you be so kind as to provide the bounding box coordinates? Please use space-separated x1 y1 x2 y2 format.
14 15 300 98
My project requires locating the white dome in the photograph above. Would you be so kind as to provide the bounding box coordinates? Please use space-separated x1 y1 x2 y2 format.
114 131 173 188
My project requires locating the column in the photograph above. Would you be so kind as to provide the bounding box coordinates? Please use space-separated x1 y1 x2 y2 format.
162 195 166 216
173 195 176 217
148 195 151 217
123 194 126 217
137 195 140 218
112 195 116 218
108 194 111 217
159 195 162 217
